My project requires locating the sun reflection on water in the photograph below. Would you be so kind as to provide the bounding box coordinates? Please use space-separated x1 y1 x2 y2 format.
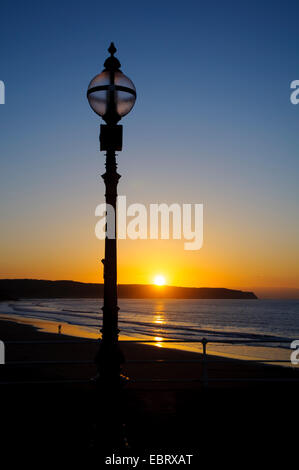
152 302 167 346
153 302 166 324
154 336 164 348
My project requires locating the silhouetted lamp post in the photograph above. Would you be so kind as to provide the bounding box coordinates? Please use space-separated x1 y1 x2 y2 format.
87 43 136 385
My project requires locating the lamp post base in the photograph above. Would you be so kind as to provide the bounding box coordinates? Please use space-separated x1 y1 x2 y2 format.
91 340 130 452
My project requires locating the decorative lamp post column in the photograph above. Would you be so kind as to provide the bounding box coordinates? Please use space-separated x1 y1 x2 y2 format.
87 43 136 384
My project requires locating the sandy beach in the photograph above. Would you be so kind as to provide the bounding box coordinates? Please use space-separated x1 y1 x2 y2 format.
1 314 298 386
1 316 299 464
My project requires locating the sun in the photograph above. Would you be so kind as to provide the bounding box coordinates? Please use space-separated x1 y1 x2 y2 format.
153 275 166 286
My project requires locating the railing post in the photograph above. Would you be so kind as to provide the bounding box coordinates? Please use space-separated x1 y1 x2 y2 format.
202 338 208 388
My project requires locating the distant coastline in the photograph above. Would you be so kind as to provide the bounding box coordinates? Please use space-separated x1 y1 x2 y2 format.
0 279 257 300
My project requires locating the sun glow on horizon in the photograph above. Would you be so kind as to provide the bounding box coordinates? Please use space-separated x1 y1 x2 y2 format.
153 275 166 286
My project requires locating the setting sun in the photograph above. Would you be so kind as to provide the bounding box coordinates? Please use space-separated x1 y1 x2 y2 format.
153 275 166 286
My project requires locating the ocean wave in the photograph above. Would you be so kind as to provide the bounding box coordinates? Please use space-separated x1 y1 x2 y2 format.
2 299 297 352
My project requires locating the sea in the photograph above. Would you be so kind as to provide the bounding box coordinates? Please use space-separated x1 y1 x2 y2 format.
1 298 299 366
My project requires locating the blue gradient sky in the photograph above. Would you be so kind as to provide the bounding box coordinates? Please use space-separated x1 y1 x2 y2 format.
0 0 298 296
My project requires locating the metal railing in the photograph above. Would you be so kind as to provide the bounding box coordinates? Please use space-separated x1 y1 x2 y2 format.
1 337 298 387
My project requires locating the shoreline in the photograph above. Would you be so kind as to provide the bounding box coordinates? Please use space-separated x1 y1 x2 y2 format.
1 316 298 386
0 311 294 368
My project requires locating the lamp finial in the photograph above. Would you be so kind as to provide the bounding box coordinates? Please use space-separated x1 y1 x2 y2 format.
104 42 121 71
108 42 117 56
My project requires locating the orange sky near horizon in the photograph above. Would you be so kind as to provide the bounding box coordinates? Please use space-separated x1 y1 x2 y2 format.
1 164 298 301
1 223 298 298
1 186 298 293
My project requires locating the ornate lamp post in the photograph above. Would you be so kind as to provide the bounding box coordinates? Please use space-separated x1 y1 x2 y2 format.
87 43 136 385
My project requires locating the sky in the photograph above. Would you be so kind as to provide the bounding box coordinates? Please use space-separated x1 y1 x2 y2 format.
0 0 298 298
